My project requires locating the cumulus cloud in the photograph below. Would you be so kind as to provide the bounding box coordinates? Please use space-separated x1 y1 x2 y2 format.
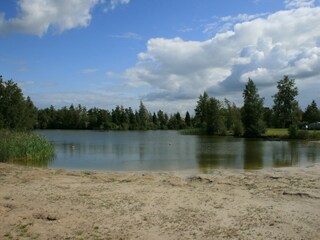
203 13 269 35
103 0 130 12
123 6 320 106
284 0 315 9
0 0 129 36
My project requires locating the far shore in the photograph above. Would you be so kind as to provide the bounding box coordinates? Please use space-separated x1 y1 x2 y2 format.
1 162 320 239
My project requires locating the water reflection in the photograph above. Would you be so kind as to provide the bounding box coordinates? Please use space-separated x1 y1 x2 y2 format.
34 130 320 171
305 142 319 163
196 137 320 171
8 157 54 168
271 141 299 167
243 139 263 169
196 137 242 172
42 130 199 171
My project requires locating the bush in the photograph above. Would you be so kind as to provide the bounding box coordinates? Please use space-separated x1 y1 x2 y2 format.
288 124 299 139
233 120 244 137
0 130 55 166
288 125 320 140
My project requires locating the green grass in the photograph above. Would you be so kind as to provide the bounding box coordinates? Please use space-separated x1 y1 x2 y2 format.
263 128 289 138
0 130 55 166
264 128 320 140
292 129 320 140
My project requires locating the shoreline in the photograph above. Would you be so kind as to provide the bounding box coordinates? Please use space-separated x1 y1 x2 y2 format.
1 163 320 239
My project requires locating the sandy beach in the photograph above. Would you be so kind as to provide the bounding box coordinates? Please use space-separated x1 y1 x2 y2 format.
0 163 320 239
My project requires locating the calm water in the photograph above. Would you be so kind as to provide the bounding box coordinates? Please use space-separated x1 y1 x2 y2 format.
34 130 320 172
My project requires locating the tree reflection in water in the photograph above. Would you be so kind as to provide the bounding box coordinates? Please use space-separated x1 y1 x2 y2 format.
243 139 263 169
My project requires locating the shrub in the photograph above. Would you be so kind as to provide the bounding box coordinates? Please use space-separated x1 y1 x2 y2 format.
288 124 299 139
288 126 320 140
0 130 55 166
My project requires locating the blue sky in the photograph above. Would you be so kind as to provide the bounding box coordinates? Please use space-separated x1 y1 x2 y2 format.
1 0 320 113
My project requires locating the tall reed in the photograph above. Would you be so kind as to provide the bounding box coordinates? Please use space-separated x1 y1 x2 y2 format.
0 130 55 166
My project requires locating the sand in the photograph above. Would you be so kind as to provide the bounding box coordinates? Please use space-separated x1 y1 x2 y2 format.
0 163 320 240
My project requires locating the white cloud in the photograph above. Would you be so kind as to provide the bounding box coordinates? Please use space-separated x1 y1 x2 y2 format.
240 68 271 84
203 13 269 35
33 91 120 109
0 0 130 36
284 0 315 9
81 68 98 74
32 90 195 114
103 0 130 12
122 6 320 108
110 32 142 40
0 0 99 36
178 27 193 33
112 0 129 8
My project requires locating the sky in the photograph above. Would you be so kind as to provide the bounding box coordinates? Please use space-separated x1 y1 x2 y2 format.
1 0 320 114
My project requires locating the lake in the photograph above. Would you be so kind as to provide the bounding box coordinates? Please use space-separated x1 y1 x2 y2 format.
34 130 320 172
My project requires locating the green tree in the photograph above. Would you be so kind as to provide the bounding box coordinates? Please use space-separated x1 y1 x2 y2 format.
23 96 38 130
126 107 137 130
263 107 274 128
37 108 50 129
206 98 225 135
168 112 185 130
273 76 299 128
77 104 88 129
67 104 80 129
56 106 68 129
194 92 225 135
98 109 112 130
194 91 210 128
87 107 99 129
111 105 125 129
47 105 57 128
88 107 112 130
168 114 178 129
152 112 158 129
138 101 150 130
157 110 168 129
241 78 266 137
224 99 243 136
303 100 320 124
0 76 37 130
185 111 192 128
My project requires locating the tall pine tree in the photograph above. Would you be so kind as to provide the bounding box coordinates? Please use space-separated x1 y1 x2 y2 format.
273 76 299 128
303 100 320 124
242 78 266 137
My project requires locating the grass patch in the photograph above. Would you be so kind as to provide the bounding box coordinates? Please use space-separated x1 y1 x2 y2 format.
0 130 55 166
291 129 320 140
264 128 320 140
263 128 289 138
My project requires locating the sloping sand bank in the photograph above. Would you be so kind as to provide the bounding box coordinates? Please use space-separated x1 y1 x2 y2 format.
0 163 320 239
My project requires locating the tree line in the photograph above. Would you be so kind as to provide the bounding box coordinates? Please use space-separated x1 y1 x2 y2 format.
37 102 192 131
194 76 320 137
1 75 320 137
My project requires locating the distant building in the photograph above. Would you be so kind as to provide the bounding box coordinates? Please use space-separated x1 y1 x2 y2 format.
308 122 320 130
